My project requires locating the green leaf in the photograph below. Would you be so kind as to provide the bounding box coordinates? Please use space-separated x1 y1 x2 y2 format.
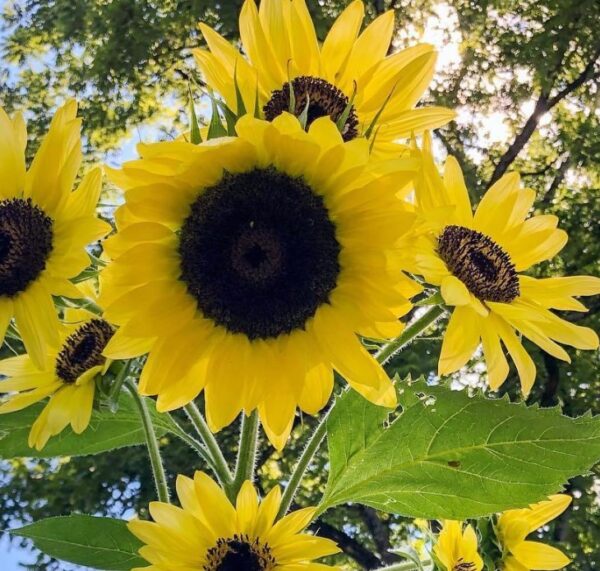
320 382 600 519
11 515 145 570
0 393 176 459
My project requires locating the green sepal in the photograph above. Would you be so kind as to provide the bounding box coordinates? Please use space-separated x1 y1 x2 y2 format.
207 89 228 139
188 85 202 144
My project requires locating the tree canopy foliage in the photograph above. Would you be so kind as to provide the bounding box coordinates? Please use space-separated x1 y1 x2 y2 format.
1 0 599 568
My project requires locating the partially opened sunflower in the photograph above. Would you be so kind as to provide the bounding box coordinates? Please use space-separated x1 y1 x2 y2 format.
434 520 483 571
0 101 111 368
128 470 341 570
0 307 115 450
409 137 600 395
194 0 454 157
100 113 420 448
498 495 571 571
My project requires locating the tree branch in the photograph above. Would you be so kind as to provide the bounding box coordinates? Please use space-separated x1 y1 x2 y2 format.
311 519 382 569
356 506 401 565
488 45 600 186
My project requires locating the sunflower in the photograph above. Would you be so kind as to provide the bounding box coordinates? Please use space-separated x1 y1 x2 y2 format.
100 113 420 448
408 138 600 395
0 101 111 368
497 495 571 571
194 0 454 157
433 520 483 571
0 306 115 450
128 470 340 571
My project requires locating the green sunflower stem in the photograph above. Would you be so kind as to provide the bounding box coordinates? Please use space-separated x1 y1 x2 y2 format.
125 379 170 504
231 410 260 499
183 401 234 488
278 408 331 519
166 414 219 473
375 305 446 365
279 305 446 519
374 559 432 571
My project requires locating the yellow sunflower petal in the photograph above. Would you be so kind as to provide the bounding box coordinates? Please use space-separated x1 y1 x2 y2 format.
25 100 82 216
441 275 471 306
13 282 60 369
492 314 536 396
511 541 570 570
523 495 572 534
0 107 26 198
321 0 364 83
342 10 395 84
438 306 481 375
236 480 259 534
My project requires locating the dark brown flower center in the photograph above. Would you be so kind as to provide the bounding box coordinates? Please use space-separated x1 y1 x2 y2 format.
438 225 520 303
454 560 477 571
0 198 53 297
55 319 115 383
205 535 275 571
178 168 340 340
264 76 359 141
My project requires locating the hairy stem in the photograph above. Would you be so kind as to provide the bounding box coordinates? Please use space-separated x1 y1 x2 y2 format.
184 401 234 487
375 305 445 364
375 560 432 571
278 409 331 519
231 411 260 499
166 413 219 472
125 379 170 504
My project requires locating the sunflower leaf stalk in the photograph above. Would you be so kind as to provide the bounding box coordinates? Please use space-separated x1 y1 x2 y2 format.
375 305 446 365
277 407 332 519
373 560 432 571
183 401 234 487
125 379 170 504
231 410 260 499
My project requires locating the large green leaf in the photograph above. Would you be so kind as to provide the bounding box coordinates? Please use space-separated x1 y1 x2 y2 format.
321 381 600 519
0 394 177 459
11 515 145 570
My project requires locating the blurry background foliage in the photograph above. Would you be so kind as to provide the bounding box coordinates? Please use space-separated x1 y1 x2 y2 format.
1 0 599 569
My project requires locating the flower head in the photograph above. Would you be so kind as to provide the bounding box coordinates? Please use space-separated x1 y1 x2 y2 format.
101 113 420 449
0 101 111 368
128 471 341 570
194 0 454 156
434 520 483 571
409 137 600 395
498 495 572 571
0 307 115 449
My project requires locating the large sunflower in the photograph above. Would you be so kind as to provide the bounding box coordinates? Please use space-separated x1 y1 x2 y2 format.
100 113 420 448
128 470 341 570
194 0 454 157
409 138 600 395
0 101 111 368
0 307 115 450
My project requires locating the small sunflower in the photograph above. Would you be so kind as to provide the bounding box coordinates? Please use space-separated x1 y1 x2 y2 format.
100 113 420 448
0 307 115 450
128 470 341 570
433 520 483 571
409 138 600 395
497 495 571 571
194 0 454 157
0 101 111 368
